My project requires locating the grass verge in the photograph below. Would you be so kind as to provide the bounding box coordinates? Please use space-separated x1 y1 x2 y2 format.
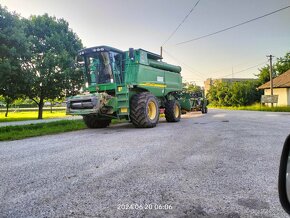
208 103 290 112
0 120 86 141
0 118 130 141
0 110 67 122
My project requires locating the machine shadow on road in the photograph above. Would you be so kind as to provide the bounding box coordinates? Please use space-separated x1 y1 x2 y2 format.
107 112 205 129
107 112 204 129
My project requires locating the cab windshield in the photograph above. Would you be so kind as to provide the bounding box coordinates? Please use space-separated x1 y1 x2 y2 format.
83 52 114 85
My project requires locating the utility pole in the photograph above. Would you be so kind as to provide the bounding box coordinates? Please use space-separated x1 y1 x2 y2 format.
267 55 274 107
160 46 163 58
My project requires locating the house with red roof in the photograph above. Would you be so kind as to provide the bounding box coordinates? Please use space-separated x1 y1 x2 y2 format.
258 69 290 106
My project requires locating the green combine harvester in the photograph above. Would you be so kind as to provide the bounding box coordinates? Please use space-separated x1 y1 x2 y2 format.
66 46 200 128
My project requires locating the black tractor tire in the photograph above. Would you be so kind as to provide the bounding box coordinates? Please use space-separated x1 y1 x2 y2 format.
83 115 111 128
202 105 208 114
130 92 159 128
165 100 181 122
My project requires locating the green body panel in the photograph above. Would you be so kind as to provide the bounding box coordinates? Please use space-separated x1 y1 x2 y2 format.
123 49 182 97
86 83 116 92
179 98 192 111
115 85 130 118
148 59 181 73
97 83 116 91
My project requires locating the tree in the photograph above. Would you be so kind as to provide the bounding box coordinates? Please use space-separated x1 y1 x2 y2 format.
230 81 261 106
183 82 202 93
256 66 271 85
22 14 83 119
256 52 290 85
0 5 29 117
207 81 261 107
275 52 290 76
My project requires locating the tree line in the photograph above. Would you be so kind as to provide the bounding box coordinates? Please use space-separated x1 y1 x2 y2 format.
207 52 290 107
0 5 83 118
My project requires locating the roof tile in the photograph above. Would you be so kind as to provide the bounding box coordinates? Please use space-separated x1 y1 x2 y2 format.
258 69 290 89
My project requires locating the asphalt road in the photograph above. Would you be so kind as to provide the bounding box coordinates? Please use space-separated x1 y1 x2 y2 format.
0 109 289 218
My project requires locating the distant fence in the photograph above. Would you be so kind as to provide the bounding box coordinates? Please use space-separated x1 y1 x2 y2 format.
0 107 66 112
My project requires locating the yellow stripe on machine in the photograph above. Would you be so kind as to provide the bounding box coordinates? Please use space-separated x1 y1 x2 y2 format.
139 83 167 88
120 108 128 113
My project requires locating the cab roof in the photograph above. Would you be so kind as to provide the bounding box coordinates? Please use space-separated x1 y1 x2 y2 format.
78 46 162 60
78 46 123 55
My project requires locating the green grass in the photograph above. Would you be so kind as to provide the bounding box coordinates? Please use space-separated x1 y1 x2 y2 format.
0 120 86 141
0 110 68 122
0 118 130 141
208 103 290 112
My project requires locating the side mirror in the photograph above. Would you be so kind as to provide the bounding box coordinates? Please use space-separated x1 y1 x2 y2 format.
278 134 290 214
129 48 135 61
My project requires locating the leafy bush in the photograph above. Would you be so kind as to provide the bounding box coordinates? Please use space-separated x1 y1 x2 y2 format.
207 81 262 107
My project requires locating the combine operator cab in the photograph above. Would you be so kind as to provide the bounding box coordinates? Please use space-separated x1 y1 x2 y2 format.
66 46 124 117
79 46 123 88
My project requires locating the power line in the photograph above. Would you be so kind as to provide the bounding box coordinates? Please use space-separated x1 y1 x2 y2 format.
218 61 267 78
163 49 268 84
176 5 290 45
211 59 266 76
163 49 205 80
162 0 201 46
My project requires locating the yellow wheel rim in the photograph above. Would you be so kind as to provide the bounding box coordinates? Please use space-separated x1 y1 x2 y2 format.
174 104 180 118
147 101 157 120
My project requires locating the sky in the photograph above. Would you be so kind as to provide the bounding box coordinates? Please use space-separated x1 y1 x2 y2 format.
1 0 289 86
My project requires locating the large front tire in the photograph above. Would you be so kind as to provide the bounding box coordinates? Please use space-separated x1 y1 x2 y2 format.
130 92 159 128
83 115 111 128
165 100 181 122
202 104 208 114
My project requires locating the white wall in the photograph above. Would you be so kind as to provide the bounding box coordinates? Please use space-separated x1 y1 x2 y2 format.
264 88 289 106
288 88 290 106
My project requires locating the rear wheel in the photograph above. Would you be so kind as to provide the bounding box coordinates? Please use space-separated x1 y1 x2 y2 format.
202 104 208 114
83 115 111 128
130 92 159 128
165 100 181 122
